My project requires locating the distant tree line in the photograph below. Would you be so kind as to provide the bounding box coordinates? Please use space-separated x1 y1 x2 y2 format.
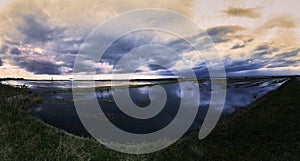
0 78 25 81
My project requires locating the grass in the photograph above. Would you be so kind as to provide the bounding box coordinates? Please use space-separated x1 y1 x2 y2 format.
0 77 300 160
147 77 300 161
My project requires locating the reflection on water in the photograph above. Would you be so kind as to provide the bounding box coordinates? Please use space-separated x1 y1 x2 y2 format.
1 78 289 137
0 80 162 89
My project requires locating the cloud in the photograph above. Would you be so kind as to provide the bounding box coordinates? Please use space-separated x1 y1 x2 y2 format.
206 25 243 43
10 47 21 55
0 0 195 77
0 45 8 54
252 45 279 56
225 59 266 73
266 60 299 68
276 49 299 59
101 31 155 65
231 44 245 49
0 0 300 77
251 16 299 49
95 62 114 74
15 59 66 75
224 7 260 18
224 46 300 75
100 30 198 74
263 16 297 29
0 59 3 66
254 45 270 51
17 14 65 44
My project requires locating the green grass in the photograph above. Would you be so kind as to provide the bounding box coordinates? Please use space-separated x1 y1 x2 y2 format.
0 77 300 160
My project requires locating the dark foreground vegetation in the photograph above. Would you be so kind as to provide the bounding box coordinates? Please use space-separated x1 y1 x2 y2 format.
0 77 299 160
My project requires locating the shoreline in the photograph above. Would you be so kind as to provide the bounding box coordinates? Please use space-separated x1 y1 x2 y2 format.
220 77 290 121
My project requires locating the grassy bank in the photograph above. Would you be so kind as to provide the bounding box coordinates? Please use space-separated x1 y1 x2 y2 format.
0 77 299 160
148 77 300 161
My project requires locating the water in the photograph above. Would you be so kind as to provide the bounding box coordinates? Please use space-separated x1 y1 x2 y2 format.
0 80 158 89
1 78 289 137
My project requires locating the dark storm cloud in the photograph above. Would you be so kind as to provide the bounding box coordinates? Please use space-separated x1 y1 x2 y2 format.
10 47 21 55
17 15 65 44
0 12 81 75
0 59 3 66
16 59 63 75
206 26 243 43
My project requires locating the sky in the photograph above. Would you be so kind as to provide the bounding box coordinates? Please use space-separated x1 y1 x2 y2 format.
0 0 299 79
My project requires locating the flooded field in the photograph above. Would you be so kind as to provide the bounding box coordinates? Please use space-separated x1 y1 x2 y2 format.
1 77 289 137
